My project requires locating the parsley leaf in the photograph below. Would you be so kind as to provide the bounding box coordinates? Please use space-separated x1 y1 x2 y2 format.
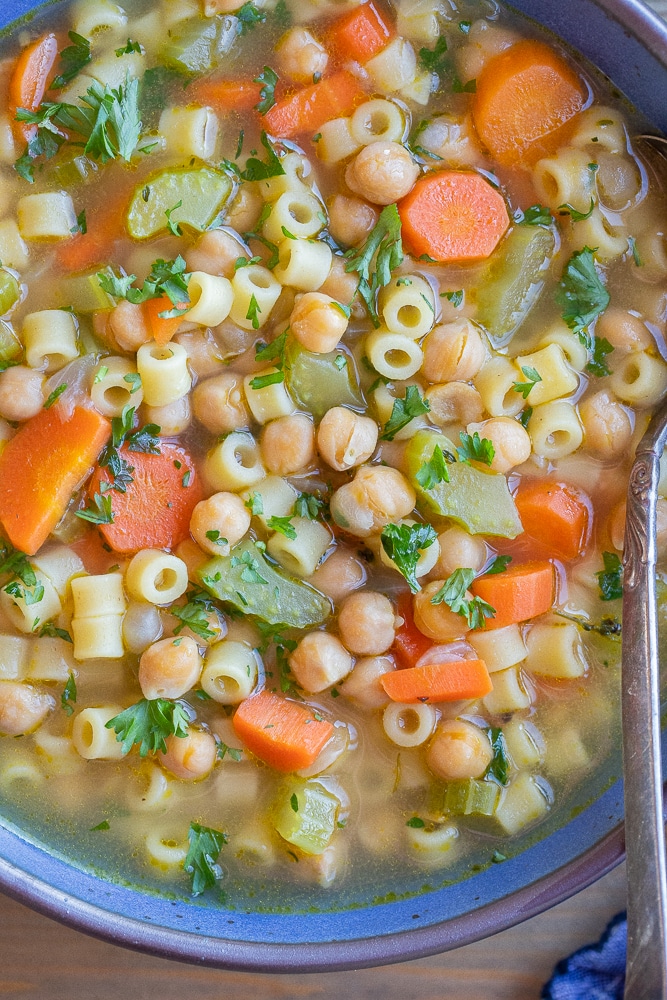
51 31 91 90
430 568 496 629
586 336 614 377
512 365 542 399
105 698 190 756
441 289 464 307
236 1 266 34
115 38 144 56
184 822 227 896
249 369 283 390
267 515 297 539
406 816 425 828
246 293 262 330
75 492 114 524
555 246 610 342
205 529 228 547
558 197 595 222
419 36 448 73
514 204 554 227
216 741 243 761
416 443 451 489
61 673 77 716
238 131 285 182
380 522 437 593
165 199 183 236
255 66 278 114
99 256 190 315
294 492 324 520
43 383 68 409
38 621 73 642
457 431 495 466
245 492 264 516
628 235 642 267
485 728 510 785
556 609 621 637
345 203 403 326
485 555 512 575
172 589 218 641
230 550 268 585
380 385 430 440
596 551 623 601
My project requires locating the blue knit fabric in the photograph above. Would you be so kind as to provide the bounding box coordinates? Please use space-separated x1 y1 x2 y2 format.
542 912 627 1000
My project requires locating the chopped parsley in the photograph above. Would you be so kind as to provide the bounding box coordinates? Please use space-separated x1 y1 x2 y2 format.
75 492 114 525
418 36 448 74
184 822 227 895
267 515 297 539
105 698 190 756
123 372 142 393
290 792 299 813
236 1 266 34
216 741 243 762
558 197 595 222
555 246 610 343
115 38 144 56
485 555 512 575
172 589 218 641
380 522 438 593
586 336 614 377
165 199 183 236
628 236 642 267
51 31 92 89
255 66 279 114
380 385 430 440
457 431 495 466
98 256 190 318
90 820 110 831
430 567 496 629
406 816 425 828
441 289 464 307
345 204 403 326
236 131 285 182
205 530 228 547
596 551 623 601
245 492 265 516
61 673 77 716
38 621 73 642
512 366 542 399
246 293 262 331
485 728 510 785
416 444 451 489
294 492 325 520
230 550 268 585
43 383 68 409
514 204 554 227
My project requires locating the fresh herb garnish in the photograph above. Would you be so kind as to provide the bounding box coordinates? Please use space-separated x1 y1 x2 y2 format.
418 36 448 74
98 256 190 317
558 197 595 222
457 431 495 466
556 609 621 637
116 38 144 56
380 522 437 593
294 492 325 520
416 444 451 489
236 1 266 34
345 204 403 326
255 66 278 114
245 492 264 516
38 621 73 642
406 816 425 828
485 555 512 575
514 204 553 227
246 293 262 330
105 698 190 756
184 822 227 895
441 289 464 307
290 792 299 813
205 530 228 547
75 492 114 524
485 727 510 785
596 551 623 601
237 131 285 182
43 384 68 409
512 366 542 399
430 568 496 629
230 550 268 585
267 515 297 539
172 589 218 641
165 199 183 236
51 31 91 89
586 336 614 377
555 246 610 343
91 820 110 831
61 673 77 716
216 741 243 761
380 385 430 440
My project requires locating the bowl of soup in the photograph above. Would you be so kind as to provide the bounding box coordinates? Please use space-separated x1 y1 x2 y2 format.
0 0 665 971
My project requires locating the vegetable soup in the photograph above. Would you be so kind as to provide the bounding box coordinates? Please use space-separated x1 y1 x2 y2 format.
0 0 663 909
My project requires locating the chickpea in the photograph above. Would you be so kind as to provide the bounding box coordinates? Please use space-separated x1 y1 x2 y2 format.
275 26 328 84
226 183 263 235
422 319 487 383
426 719 493 781
288 631 353 693
431 526 487 580
317 406 378 471
307 546 367 604
327 194 379 248
190 492 251 556
290 292 349 354
595 306 653 353
261 413 315 475
192 372 250 435
143 396 192 437
330 464 416 537
580 390 633 459
108 299 152 353
425 381 484 428
346 141 419 205
138 636 202 701
175 329 226 380
415 114 482 168
184 228 247 278
0 681 53 735
467 417 531 473
319 256 362 317
339 655 394 708
338 591 396 655
159 727 217 780
0 366 44 421
174 538 209 582
413 581 470 641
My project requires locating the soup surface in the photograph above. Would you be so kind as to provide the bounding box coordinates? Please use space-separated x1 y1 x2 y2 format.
0 0 664 911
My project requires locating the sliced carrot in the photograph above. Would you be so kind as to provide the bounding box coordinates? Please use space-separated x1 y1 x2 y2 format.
233 689 334 772
392 591 433 669
398 170 510 263
471 560 555 630
142 296 190 346
88 442 203 554
0 404 111 556
189 78 264 112
263 71 367 138
9 33 59 142
326 2 394 63
71 528 120 575
514 480 591 561
381 658 493 703
56 189 130 273
471 39 587 165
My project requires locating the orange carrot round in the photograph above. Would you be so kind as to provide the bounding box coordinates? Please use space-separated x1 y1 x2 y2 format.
326 2 394 63
88 442 203 554
514 480 591 561
143 296 190 346
471 39 587 165
381 658 493 703
263 71 366 138
471 560 555 630
398 170 510 262
233 689 334 772
9 33 59 142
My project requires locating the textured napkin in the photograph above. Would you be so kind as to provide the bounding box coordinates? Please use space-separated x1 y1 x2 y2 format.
541 912 626 999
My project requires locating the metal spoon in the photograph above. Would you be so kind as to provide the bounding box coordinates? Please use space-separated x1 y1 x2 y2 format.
623 398 667 999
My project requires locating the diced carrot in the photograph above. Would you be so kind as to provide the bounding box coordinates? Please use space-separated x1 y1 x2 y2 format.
392 591 433 669
142 296 190 346
398 170 510 262
233 689 334 772
381 658 493 703
71 528 120 575
514 480 591 561
263 71 367 138
471 39 587 165
326 2 394 63
0 404 111 556
189 78 264 112
9 33 58 141
87 442 203 554
471 560 555 630
56 189 130 272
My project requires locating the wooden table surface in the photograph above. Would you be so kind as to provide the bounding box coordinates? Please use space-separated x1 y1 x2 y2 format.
2 1 667 996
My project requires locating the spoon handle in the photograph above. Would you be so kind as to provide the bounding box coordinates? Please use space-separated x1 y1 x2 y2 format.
623 414 667 1000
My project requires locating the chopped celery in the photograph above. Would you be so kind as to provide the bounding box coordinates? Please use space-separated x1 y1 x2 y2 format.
405 430 523 538
274 780 340 855
55 268 116 313
198 538 331 627
50 153 98 188
0 321 21 364
432 778 500 817
285 340 364 421
0 269 21 318
159 15 237 76
476 224 556 348
127 167 233 239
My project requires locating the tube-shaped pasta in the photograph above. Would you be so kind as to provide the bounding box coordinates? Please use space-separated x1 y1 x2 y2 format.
316 117 360 165
240 475 298 528
537 323 589 371
350 99 406 146
243 369 296 423
474 356 524 417
482 666 532 713
382 701 436 747
71 573 127 619
262 190 324 242
273 238 332 291
200 640 258 704
0 635 30 680
525 622 587 679
609 350 667 407
234 825 277 866
71 0 127 36
126 763 172 812
569 106 628 155
0 757 44 791
406 822 459 864
266 516 331 577
125 550 189 605
365 37 417 93
0 571 61 634
566 208 628 263
528 400 583 459
0 115 16 166
494 772 550 836
533 147 595 214
260 151 309 201
72 706 125 760
186 272 234 326
468 623 527 672
91 356 144 416
204 431 266 491
31 545 84 599
514 343 578 405
503 718 544 769
27 636 76 682
158 106 218 160
144 826 189 866
365 329 423 380
136 341 192 407
0 218 29 269
17 192 78 240
379 275 435 339
229 265 282 331
71 614 125 660
22 310 79 373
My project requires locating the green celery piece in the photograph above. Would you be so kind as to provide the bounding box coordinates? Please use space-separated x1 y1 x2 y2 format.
197 538 331 627
50 153 98 187
476 224 556 348
274 781 340 855
127 167 233 239
405 430 523 538
442 778 500 817
0 321 22 363
285 339 364 421
56 268 116 313
159 15 236 75
0 270 21 318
